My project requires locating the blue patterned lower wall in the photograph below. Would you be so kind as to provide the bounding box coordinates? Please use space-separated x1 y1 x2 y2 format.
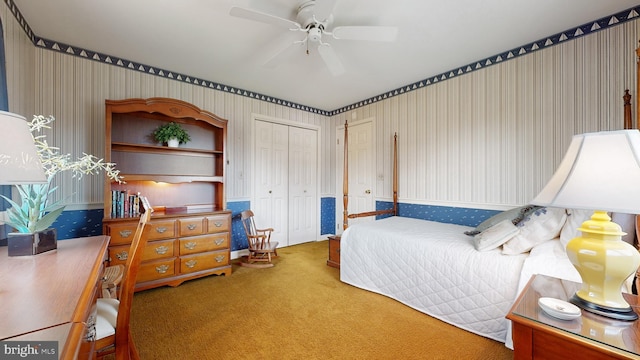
52 209 105 240
320 197 335 235
226 201 250 251
376 201 499 227
50 202 253 252
46 199 500 249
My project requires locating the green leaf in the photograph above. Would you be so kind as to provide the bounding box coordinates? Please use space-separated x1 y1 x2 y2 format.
32 205 65 233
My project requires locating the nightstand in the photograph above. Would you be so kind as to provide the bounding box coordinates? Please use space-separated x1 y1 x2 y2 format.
507 274 639 360
326 235 341 268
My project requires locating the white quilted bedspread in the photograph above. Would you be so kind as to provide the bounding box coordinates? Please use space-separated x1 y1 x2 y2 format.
340 216 531 343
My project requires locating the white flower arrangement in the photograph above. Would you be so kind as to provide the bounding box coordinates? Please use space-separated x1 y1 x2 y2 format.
1 115 124 233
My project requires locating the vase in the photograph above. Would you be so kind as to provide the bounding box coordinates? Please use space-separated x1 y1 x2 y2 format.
7 228 57 256
167 138 179 147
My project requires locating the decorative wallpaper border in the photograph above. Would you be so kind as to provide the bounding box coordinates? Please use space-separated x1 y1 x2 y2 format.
335 7 640 115
5 0 640 115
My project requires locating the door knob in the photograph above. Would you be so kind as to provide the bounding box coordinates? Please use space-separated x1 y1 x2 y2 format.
365 190 371 194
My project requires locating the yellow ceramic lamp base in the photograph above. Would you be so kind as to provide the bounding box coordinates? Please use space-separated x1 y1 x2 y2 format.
566 210 640 320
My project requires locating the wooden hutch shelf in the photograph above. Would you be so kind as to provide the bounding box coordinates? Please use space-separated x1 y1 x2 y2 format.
102 97 231 291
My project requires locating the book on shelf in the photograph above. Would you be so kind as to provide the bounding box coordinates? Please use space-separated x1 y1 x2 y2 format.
111 190 143 218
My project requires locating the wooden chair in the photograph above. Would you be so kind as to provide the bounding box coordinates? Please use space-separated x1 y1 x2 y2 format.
94 197 152 359
101 264 124 298
240 210 278 268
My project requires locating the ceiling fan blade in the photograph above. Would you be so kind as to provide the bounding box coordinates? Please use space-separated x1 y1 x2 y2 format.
264 37 303 68
313 0 338 23
229 6 301 29
317 44 345 76
332 26 398 42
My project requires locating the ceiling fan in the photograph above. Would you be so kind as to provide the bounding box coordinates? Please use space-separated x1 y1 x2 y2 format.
229 0 398 76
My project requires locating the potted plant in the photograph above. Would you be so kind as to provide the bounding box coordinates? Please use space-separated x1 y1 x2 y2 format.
0 115 123 255
152 121 191 147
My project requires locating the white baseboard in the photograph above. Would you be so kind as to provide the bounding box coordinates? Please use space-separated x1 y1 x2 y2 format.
230 249 249 260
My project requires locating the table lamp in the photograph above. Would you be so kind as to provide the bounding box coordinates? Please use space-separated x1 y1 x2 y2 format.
0 110 47 239
0 111 46 185
531 129 640 321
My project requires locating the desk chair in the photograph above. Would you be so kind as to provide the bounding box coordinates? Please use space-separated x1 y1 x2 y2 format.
94 197 152 359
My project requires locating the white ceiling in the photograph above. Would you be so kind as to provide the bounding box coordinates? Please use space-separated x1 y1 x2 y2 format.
12 0 640 111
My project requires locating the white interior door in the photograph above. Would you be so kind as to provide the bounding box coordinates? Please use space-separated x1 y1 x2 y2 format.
288 126 318 245
254 121 288 246
336 120 374 233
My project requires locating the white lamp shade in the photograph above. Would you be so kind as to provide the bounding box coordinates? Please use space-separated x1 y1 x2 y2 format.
0 111 46 184
531 129 640 214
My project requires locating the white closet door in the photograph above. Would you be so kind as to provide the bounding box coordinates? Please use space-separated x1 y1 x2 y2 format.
288 126 318 245
254 121 288 246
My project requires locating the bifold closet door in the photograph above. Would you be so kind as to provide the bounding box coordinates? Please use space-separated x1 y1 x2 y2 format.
253 121 288 246
288 126 317 246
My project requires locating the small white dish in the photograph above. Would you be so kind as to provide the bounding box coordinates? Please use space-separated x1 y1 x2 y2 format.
538 297 581 320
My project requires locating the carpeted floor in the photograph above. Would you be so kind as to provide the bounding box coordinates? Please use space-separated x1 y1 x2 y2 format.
130 240 513 359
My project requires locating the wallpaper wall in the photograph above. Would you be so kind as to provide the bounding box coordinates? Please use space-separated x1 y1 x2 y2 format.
330 20 640 210
1 1 639 244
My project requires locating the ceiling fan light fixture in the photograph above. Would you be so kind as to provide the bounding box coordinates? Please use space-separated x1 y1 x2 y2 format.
229 0 396 77
308 27 322 42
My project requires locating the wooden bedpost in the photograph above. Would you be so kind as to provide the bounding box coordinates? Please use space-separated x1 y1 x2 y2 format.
624 89 632 130
636 43 640 129
343 120 349 230
393 132 398 216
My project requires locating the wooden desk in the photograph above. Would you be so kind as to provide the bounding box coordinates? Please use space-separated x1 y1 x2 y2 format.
507 274 640 360
0 235 110 359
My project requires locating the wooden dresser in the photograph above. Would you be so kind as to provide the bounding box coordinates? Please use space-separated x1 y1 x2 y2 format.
0 236 110 360
104 210 231 291
102 98 231 290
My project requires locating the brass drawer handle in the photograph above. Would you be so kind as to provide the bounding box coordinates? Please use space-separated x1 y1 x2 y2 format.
185 260 197 268
214 221 223 227
214 238 224 246
155 245 169 255
119 230 132 238
184 242 197 250
215 255 225 263
156 265 170 274
116 251 128 261
155 226 167 233
187 224 197 230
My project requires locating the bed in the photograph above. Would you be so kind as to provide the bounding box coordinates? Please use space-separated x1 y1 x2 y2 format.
338 65 640 347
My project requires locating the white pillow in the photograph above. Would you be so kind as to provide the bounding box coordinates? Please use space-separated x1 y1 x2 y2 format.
502 207 567 255
473 219 519 251
560 209 594 249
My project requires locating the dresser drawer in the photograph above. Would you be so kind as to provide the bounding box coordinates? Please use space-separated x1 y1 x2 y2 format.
180 251 229 273
108 244 130 266
147 220 176 240
106 222 138 245
138 258 176 282
207 214 230 233
178 217 205 236
142 239 175 260
179 233 229 255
